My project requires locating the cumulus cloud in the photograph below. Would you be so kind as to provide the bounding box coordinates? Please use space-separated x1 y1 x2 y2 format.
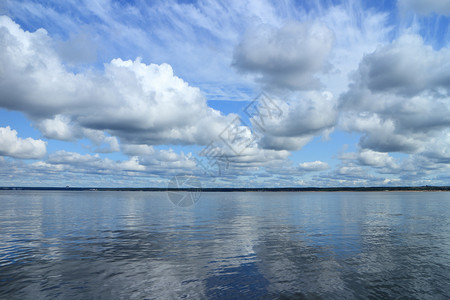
48 151 146 172
339 112 422 153
0 126 46 159
0 16 296 176
232 21 334 90
82 129 120 153
121 144 155 156
255 91 338 151
195 138 291 180
4 0 286 106
400 152 450 180
221 146 290 169
48 151 101 165
355 149 398 169
421 130 450 163
46 149 196 175
0 16 234 147
35 115 78 141
339 148 400 171
336 146 450 185
340 34 450 153
298 161 329 171
335 164 368 179
230 3 390 154
309 162 383 187
398 0 450 16
348 35 450 97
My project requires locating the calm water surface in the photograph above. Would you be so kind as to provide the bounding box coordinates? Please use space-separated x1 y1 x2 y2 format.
0 191 449 299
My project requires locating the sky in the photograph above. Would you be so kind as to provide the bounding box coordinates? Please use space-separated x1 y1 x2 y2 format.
0 0 449 187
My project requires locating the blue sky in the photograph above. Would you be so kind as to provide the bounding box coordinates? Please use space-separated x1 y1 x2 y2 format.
0 0 449 187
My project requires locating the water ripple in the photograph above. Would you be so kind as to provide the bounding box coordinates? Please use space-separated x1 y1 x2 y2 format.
0 191 449 299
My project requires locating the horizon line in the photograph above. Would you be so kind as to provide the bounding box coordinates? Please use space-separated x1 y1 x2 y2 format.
1 186 449 192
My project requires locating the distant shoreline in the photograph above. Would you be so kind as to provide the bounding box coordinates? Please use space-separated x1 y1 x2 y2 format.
1 186 449 192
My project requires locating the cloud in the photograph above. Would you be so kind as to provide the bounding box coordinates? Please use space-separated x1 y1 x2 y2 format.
339 113 422 153
255 91 338 151
41 145 289 184
232 21 334 90
48 151 101 165
0 16 294 175
4 0 286 104
399 151 450 180
45 149 196 175
298 161 329 171
83 129 120 153
220 146 290 169
309 163 384 186
34 115 77 141
336 145 450 184
0 16 235 147
340 34 450 153
52 152 146 172
348 35 450 97
121 144 155 156
339 148 400 173
355 149 398 169
421 130 450 163
195 138 291 181
78 58 234 146
0 126 46 159
398 0 450 16
2 1 449 187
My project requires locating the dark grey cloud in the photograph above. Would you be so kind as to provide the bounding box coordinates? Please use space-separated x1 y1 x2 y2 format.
340 34 450 153
255 91 337 151
351 35 450 97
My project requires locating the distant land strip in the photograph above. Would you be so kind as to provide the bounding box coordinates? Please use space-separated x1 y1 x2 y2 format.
1 186 450 192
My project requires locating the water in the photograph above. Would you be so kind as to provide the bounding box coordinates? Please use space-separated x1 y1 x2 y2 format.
0 191 449 299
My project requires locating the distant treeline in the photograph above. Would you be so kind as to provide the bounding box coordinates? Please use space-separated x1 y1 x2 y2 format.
1 186 449 192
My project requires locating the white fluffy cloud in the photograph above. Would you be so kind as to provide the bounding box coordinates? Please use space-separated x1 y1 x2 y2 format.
298 161 329 171
35 115 77 141
421 130 450 163
0 126 46 159
0 16 294 176
340 148 399 170
336 146 450 185
0 16 235 148
356 149 398 169
220 146 290 169
232 21 334 90
45 149 197 176
47 151 145 172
